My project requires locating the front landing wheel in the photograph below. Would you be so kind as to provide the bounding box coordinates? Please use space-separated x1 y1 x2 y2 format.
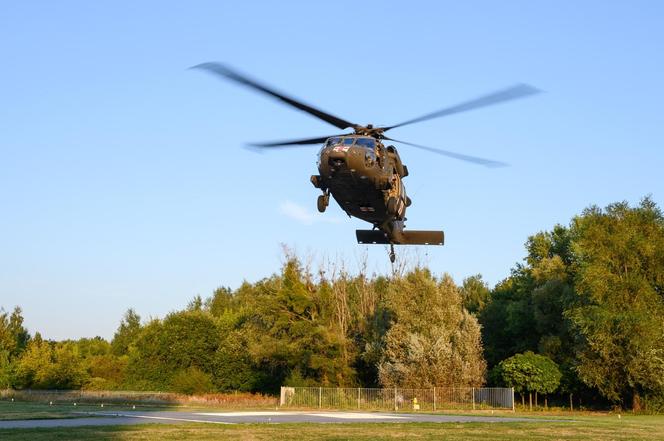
317 195 327 213
389 244 396 263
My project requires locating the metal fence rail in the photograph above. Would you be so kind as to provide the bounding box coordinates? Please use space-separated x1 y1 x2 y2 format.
280 386 514 411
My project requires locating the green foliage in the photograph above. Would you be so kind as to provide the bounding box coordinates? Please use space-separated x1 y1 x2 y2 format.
498 351 561 394
481 197 664 409
125 310 219 390
480 225 575 368
241 258 354 392
85 354 127 389
567 198 664 408
212 310 261 392
170 366 215 395
0 350 14 388
111 309 141 356
460 274 491 314
206 287 233 317
14 335 88 389
378 269 486 388
5 197 663 410
0 306 30 359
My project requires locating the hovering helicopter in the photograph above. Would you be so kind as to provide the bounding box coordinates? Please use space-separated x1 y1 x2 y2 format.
193 63 539 263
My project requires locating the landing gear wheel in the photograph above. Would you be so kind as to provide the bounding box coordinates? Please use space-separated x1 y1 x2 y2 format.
389 244 396 263
317 194 328 213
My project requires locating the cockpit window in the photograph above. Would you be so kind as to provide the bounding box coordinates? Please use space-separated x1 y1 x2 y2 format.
326 137 342 146
356 138 376 148
343 138 355 145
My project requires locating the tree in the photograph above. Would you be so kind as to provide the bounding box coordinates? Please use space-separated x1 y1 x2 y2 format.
0 350 13 388
111 309 141 356
0 306 30 358
498 351 561 407
170 366 214 395
242 258 354 392
47 342 88 389
460 275 490 314
567 198 664 410
14 333 52 388
378 269 486 388
213 310 262 392
206 287 234 317
480 225 578 388
125 310 220 390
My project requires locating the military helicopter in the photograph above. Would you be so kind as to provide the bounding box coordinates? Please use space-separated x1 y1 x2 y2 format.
193 63 539 262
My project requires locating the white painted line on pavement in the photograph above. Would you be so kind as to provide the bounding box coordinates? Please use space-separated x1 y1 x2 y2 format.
309 412 410 419
196 411 296 416
89 413 234 425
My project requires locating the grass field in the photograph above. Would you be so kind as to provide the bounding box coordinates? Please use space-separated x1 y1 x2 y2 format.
1 401 663 440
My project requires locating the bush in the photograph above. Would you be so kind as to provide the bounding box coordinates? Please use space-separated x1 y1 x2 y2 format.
170 367 215 395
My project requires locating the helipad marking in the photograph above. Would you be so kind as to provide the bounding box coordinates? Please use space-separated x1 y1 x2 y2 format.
309 412 410 419
81 412 234 425
196 411 294 417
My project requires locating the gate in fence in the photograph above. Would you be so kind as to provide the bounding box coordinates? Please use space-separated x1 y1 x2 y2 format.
280 386 514 411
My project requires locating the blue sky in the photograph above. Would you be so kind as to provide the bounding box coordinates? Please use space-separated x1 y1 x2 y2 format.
1 1 663 340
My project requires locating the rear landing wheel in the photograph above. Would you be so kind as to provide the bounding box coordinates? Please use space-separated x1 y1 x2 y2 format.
317 195 328 213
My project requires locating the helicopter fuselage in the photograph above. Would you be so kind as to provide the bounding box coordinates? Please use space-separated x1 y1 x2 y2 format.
311 135 410 234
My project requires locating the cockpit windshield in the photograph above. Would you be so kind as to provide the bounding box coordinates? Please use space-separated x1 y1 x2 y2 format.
326 137 342 146
356 138 376 149
326 137 376 148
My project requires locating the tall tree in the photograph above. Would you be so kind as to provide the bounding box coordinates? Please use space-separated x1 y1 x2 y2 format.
460 274 491 315
111 309 142 356
378 269 486 387
0 306 30 358
480 226 577 371
243 258 354 391
567 198 664 410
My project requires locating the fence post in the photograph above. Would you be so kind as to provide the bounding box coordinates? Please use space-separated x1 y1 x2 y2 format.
394 387 397 412
433 387 436 412
357 387 360 409
512 387 515 412
319 387 322 409
472 387 475 410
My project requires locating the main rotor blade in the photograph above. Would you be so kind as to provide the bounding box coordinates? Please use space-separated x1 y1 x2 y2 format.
191 62 356 130
384 137 508 168
248 135 343 148
384 84 540 131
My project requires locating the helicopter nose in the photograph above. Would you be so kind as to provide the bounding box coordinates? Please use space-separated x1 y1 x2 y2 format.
328 148 346 160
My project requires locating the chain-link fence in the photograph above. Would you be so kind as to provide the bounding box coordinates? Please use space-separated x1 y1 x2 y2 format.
280 386 514 411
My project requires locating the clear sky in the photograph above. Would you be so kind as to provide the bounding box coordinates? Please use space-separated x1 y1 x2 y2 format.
1 1 663 340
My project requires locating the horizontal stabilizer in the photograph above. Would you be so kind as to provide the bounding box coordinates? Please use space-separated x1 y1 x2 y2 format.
356 230 391 244
400 230 445 245
356 230 444 246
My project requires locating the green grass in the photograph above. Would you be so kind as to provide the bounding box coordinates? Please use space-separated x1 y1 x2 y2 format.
0 414 662 440
1 400 662 440
0 401 163 421
0 416 663 441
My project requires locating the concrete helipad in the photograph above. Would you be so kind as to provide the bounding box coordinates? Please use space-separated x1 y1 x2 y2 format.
0 410 567 428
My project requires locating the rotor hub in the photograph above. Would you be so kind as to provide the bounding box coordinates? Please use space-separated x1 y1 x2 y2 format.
353 125 385 138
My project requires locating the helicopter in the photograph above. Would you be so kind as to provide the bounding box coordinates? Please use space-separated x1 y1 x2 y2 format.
193 63 539 263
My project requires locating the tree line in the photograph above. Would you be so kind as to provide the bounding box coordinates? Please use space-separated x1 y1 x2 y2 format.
1 197 663 411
